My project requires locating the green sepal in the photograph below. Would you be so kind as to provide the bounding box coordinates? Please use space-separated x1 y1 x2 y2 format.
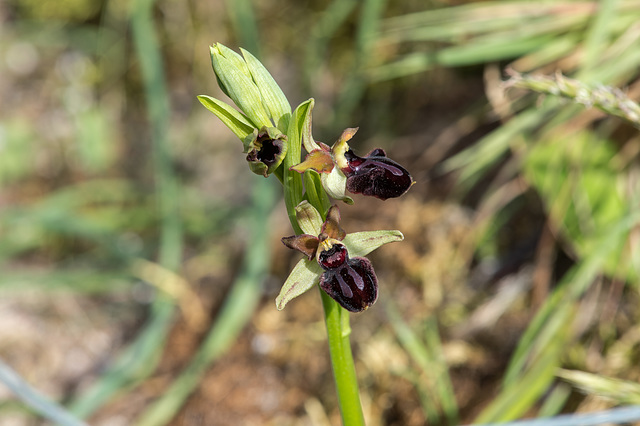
241 48 292 127
343 230 404 258
300 98 319 153
276 258 323 310
212 43 251 78
294 200 323 236
197 95 254 140
284 99 315 231
210 44 272 128
247 160 268 177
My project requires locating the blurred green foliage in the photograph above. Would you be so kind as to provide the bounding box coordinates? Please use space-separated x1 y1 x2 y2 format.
2 0 640 425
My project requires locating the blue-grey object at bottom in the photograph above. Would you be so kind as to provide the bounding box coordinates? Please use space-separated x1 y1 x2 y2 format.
0 358 88 426
470 405 640 426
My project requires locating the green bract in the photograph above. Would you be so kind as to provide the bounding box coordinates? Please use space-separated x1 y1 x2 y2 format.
199 42 293 132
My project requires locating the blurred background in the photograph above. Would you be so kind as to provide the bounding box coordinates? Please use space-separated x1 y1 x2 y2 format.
2 0 640 425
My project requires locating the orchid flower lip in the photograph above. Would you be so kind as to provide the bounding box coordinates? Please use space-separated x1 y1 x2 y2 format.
341 147 414 200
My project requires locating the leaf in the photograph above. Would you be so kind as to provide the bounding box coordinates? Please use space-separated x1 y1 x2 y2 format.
276 258 323 310
197 95 255 140
343 230 404 258
241 48 292 127
294 200 323 236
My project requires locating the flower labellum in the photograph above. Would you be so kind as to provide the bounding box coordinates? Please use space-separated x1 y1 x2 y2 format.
340 148 414 200
316 238 378 312
244 126 288 177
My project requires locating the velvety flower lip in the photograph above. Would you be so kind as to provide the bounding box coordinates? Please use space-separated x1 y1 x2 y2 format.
341 148 414 200
315 237 378 312
320 256 378 313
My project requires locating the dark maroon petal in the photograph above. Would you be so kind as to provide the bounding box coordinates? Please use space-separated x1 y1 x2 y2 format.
343 149 413 200
319 257 378 312
317 242 348 270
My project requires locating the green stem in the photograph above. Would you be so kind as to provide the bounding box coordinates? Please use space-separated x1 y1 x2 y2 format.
320 290 366 426
281 166 364 424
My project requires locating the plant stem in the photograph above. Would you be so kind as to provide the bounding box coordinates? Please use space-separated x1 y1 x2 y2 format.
281 132 364 424
320 290 366 426
282 196 365 424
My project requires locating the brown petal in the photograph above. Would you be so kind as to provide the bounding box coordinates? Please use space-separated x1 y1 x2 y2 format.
321 205 346 241
281 234 320 260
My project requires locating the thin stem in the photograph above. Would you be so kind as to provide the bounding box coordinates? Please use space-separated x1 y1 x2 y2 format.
320 291 366 426
281 119 364 423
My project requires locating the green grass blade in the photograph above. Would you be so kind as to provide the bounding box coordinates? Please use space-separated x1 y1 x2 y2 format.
70 0 182 416
474 325 566 423
223 0 261 57
134 178 277 426
579 0 620 79
386 303 459 424
504 208 640 387
69 301 174 418
334 0 387 126
303 0 358 91
537 383 572 418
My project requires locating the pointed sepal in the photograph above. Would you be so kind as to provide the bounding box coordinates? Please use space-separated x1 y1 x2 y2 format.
294 200 323 236
342 230 404 258
241 48 291 127
276 258 323 310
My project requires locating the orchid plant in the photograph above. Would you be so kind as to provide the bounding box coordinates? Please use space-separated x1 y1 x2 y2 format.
198 43 413 424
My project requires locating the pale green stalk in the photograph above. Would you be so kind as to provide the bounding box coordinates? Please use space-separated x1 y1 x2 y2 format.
281 123 365 425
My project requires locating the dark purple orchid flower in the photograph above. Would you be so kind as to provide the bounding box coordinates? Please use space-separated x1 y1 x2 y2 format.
291 128 414 201
317 242 378 312
243 126 288 177
281 205 378 312
341 148 413 200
